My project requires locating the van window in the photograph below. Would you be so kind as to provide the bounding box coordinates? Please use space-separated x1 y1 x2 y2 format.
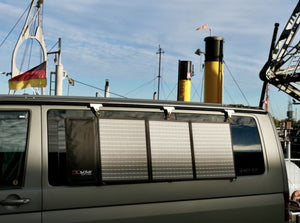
175 113 265 176
65 118 99 185
99 110 164 120
175 113 225 123
231 116 265 176
48 109 264 186
0 111 29 188
48 109 98 186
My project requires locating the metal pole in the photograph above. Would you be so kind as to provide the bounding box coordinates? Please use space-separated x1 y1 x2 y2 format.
156 45 164 100
265 83 269 111
55 38 63 96
259 23 279 108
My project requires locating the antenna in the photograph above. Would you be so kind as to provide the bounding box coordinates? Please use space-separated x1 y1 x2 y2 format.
156 45 164 100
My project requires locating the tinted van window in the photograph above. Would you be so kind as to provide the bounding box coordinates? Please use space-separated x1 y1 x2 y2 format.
48 109 98 186
48 109 264 186
0 111 29 188
231 116 265 176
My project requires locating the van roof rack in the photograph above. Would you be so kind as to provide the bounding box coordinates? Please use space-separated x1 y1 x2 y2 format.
0 94 266 114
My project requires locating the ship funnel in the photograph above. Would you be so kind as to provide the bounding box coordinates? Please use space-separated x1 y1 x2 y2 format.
104 79 110 97
177 60 193 101
204 36 224 104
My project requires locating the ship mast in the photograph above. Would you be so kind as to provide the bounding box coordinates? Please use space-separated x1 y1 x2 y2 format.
11 0 47 92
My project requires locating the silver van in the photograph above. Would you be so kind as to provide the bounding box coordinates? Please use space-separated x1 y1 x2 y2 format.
0 95 289 222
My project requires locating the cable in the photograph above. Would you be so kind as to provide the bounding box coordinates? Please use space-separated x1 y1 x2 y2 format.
165 83 177 100
191 81 201 101
160 78 176 100
48 40 59 53
124 77 157 96
28 38 33 70
0 2 31 49
224 87 235 104
224 60 250 105
72 78 127 98
19 38 29 71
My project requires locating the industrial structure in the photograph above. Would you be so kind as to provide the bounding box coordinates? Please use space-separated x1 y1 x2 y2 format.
259 1 300 107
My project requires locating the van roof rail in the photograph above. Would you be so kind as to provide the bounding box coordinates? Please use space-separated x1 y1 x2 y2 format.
0 95 266 114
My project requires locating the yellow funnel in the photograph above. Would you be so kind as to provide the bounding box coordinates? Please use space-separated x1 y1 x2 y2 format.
177 60 193 101
204 36 224 104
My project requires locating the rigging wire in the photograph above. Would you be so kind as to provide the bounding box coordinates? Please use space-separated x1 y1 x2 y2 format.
28 38 33 70
165 82 177 100
160 78 166 99
20 38 31 71
48 40 59 53
191 80 201 101
224 60 250 105
224 87 236 104
0 2 31 49
153 67 157 95
26 8 41 71
160 78 176 100
124 77 158 96
19 5 44 72
71 78 127 98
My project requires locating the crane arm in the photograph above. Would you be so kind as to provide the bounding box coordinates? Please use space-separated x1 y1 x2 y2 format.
259 1 300 106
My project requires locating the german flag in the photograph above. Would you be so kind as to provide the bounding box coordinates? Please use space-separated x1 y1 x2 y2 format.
9 61 47 90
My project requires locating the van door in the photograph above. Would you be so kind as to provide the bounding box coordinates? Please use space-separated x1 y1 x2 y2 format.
0 106 42 223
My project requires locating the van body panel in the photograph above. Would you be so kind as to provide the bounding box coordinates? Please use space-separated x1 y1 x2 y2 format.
0 212 41 223
0 96 289 222
43 193 284 223
254 113 288 191
42 176 281 210
0 106 41 221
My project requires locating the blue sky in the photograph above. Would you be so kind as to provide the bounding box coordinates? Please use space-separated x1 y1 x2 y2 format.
0 0 299 120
